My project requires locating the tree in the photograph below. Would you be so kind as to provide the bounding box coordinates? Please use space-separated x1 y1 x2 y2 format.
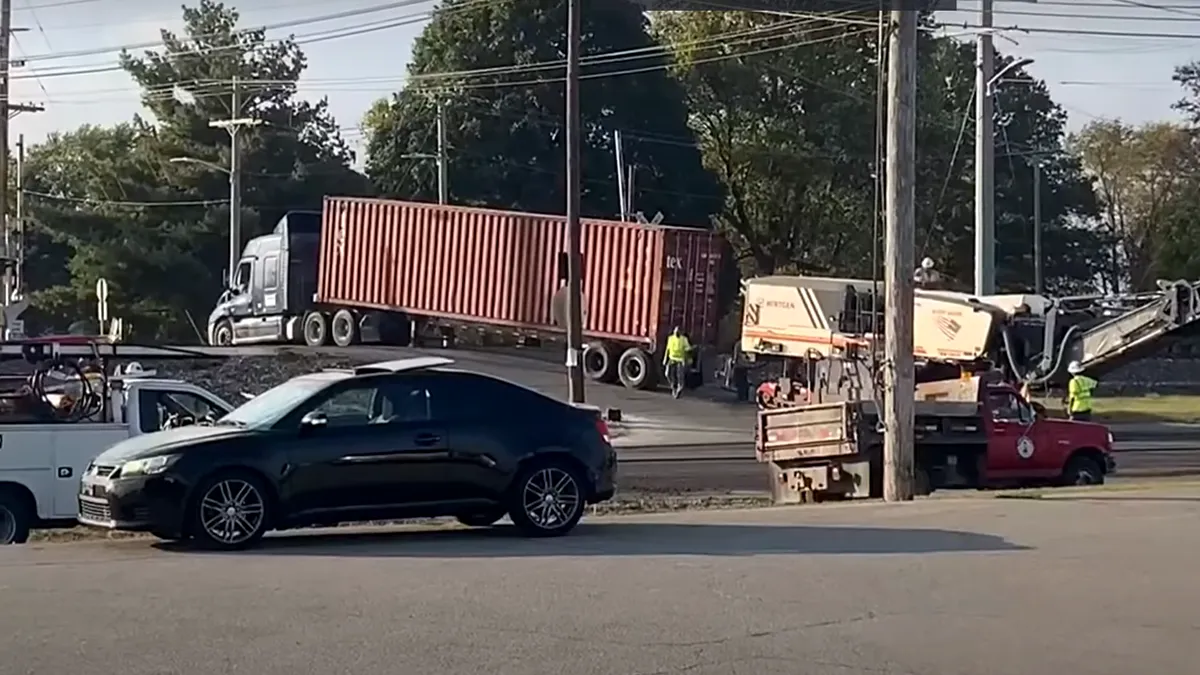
363 0 721 225
23 1 370 337
1071 120 1194 292
655 11 1103 293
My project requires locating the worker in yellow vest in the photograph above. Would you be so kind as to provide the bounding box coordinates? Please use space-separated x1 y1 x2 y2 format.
663 326 692 399
1065 361 1098 421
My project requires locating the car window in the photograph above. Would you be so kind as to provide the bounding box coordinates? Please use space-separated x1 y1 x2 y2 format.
373 382 431 424
988 392 1030 422
310 385 377 428
138 390 221 432
426 372 549 422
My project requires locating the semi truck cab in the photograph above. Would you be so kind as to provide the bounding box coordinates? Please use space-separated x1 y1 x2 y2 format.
207 211 322 346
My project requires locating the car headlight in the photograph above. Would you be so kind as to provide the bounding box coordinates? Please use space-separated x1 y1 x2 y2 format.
118 455 180 477
1107 432 1114 446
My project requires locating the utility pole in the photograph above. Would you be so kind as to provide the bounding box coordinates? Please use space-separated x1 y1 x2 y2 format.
209 75 261 286
435 100 448 204
613 129 627 221
14 133 22 296
883 9 917 502
1033 162 1043 295
564 0 585 404
0 0 39 306
974 0 995 296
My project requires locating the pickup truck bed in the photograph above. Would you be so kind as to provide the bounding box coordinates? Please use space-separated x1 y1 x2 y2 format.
757 400 987 463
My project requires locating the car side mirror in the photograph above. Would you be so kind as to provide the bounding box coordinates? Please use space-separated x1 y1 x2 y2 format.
300 411 327 430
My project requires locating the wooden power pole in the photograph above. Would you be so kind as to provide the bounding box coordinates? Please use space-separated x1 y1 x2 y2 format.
882 9 917 501
563 0 585 403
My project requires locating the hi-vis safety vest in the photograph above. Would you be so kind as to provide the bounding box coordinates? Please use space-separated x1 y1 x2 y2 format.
665 334 691 363
1067 375 1098 413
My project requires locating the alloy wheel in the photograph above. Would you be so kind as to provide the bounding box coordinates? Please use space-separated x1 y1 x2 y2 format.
199 479 265 545
521 467 581 530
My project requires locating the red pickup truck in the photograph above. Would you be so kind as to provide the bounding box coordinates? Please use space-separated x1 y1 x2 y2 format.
756 375 1116 503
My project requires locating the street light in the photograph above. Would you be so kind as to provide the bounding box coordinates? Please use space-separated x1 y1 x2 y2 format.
986 57 1034 96
168 155 240 284
169 156 229 175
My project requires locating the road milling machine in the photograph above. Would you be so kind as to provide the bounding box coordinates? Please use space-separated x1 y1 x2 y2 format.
739 274 1200 408
739 274 1192 502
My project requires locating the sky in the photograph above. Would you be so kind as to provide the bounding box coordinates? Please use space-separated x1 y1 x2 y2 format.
7 0 1200 165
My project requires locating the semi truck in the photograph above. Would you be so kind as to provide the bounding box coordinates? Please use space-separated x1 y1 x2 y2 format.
206 199 727 390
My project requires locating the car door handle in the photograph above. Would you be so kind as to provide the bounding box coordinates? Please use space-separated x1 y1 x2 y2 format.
414 433 441 446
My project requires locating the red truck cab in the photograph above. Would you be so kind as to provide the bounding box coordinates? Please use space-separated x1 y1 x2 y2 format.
978 383 1115 486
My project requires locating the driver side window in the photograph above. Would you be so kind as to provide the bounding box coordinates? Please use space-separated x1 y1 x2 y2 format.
309 386 377 428
233 260 252 292
989 392 1032 423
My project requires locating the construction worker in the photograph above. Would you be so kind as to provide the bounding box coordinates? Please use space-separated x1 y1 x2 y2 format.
1065 361 1098 421
663 326 691 399
913 257 942 289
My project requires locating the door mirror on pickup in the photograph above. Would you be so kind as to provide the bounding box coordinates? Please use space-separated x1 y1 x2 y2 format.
300 411 328 430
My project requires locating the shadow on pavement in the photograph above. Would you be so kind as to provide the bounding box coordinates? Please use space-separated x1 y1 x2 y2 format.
161 522 1028 558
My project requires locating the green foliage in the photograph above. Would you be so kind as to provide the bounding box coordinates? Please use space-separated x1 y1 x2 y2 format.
21 0 366 338
363 0 721 225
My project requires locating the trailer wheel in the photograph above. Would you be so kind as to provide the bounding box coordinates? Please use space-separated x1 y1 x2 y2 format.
617 347 655 390
302 312 329 347
582 341 617 382
331 309 359 347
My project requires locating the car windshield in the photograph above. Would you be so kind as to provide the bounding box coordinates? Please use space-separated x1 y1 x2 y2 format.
216 376 333 428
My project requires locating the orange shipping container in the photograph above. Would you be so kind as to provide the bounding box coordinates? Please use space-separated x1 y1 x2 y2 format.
317 197 725 348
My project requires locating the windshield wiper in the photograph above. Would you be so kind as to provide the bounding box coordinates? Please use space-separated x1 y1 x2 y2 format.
214 418 247 427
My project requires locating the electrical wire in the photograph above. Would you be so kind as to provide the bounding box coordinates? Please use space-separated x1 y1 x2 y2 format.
15 13 833 103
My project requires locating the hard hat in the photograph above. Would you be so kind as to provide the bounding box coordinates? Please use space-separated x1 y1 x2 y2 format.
1067 361 1083 375
921 257 935 270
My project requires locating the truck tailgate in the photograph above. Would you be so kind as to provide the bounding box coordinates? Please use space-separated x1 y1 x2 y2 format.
756 402 860 462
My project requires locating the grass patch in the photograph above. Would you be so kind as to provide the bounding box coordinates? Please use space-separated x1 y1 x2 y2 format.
1035 394 1200 424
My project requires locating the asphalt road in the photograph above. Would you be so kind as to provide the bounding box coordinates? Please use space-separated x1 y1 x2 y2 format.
618 449 1200 494
4 490 1197 675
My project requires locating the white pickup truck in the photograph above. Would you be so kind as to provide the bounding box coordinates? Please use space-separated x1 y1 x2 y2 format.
0 376 234 544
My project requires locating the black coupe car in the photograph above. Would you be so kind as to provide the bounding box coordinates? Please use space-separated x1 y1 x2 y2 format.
78 356 617 550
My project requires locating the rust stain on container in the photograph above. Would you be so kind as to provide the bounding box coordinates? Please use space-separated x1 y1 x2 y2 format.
317 197 726 346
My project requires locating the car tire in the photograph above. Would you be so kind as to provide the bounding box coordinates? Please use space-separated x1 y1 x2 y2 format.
0 490 30 545
331 309 359 347
187 470 272 551
212 319 234 346
303 311 329 347
1061 454 1105 487
456 510 506 528
508 458 586 538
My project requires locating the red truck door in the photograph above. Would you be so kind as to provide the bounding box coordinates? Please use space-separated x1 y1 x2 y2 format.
983 388 1045 479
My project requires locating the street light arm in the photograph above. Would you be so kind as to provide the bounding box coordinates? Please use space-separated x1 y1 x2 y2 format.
169 156 231 175
985 57 1035 96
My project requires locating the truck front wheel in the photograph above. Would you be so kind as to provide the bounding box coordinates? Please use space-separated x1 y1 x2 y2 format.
1061 453 1105 487
211 319 234 346
303 312 329 347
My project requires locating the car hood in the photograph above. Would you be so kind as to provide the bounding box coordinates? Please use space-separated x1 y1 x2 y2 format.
95 424 253 463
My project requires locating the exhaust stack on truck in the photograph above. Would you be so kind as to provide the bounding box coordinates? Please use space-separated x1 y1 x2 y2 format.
207 198 727 390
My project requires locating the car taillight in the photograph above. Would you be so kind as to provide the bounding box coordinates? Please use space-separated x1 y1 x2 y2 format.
595 417 610 444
